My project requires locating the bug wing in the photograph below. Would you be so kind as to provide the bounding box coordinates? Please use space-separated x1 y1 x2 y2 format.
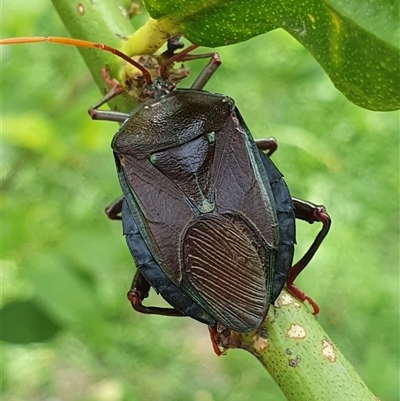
181 112 279 331
117 153 194 285
182 213 270 331
213 113 278 247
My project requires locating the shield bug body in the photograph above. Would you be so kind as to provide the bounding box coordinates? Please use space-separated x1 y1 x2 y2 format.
1 37 331 334
115 89 288 331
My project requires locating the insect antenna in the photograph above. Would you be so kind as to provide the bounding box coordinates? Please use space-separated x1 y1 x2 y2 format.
0 36 153 84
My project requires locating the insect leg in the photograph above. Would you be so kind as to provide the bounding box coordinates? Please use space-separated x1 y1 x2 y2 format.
127 270 185 317
255 137 278 157
88 67 130 122
188 52 221 90
158 43 221 90
287 199 331 314
105 196 124 220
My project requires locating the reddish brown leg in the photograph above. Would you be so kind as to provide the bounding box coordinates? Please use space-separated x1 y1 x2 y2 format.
287 198 331 314
88 88 128 122
105 196 124 220
127 270 185 317
100 65 119 89
89 41 221 120
187 53 221 90
208 326 222 356
87 67 129 122
159 44 221 91
255 137 278 157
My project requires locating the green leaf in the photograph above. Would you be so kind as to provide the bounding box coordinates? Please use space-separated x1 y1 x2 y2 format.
0 300 61 344
324 0 399 47
25 253 108 345
142 0 400 111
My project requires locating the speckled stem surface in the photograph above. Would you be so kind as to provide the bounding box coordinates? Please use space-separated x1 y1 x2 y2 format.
216 289 378 401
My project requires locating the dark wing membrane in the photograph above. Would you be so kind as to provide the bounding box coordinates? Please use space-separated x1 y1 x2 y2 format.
118 154 195 285
182 214 269 332
212 114 279 249
121 198 216 326
179 112 279 330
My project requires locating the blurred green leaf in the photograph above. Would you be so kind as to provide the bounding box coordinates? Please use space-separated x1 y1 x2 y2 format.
0 300 61 344
25 254 108 345
143 0 400 110
3 114 55 150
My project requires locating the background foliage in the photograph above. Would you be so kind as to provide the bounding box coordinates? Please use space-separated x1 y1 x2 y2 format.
1 1 399 400
142 0 400 110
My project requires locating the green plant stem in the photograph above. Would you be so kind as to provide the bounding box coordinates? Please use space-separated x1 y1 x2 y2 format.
217 289 378 401
51 0 153 113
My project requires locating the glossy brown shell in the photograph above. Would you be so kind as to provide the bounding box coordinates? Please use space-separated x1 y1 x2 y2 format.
113 90 279 332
